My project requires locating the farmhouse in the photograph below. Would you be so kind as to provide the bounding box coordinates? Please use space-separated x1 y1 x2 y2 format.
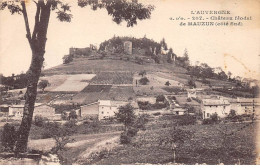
9 104 24 117
230 98 259 115
9 103 56 119
98 100 128 120
187 88 204 98
80 101 99 119
201 98 230 119
80 100 138 120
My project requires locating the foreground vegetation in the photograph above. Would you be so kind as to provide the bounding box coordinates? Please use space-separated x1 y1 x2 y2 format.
90 116 257 165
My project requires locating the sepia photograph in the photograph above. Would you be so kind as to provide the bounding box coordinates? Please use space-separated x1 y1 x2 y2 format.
0 0 259 165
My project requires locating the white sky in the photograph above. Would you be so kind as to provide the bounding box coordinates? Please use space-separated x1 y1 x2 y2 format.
0 0 259 79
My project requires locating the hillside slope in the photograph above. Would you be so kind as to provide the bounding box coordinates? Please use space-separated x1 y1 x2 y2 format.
43 58 187 75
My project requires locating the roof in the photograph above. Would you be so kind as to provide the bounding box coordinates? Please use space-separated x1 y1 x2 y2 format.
173 108 186 112
202 99 230 106
10 103 51 108
98 100 112 106
98 100 129 107
230 98 259 104
0 104 10 108
81 101 99 107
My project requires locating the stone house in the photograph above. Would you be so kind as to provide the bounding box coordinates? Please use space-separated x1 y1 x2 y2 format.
98 100 128 120
80 100 139 120
201 98 231 119
80 101 99 119
9 103 56 120
230 98 259 115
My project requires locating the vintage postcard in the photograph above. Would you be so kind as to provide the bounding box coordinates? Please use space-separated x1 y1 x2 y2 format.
0 0 259 165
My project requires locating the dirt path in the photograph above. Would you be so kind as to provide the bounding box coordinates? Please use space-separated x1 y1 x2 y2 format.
74 135 120 164
28 131 121 152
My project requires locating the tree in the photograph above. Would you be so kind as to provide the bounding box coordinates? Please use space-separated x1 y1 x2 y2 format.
167 48 174 63
159 128 193 163
227 71 232 80
0 0 154 153
138 70 146 77
63 55 73 64
68 111 77 120
156 95 165 103
187 77 196 88
183 48 189 62
165 81 171 86
115 104 136 129
38 80 49 92
1 123 17 151
160 38 168 50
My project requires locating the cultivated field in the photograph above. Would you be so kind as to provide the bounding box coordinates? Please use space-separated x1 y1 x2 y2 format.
90 72 133 85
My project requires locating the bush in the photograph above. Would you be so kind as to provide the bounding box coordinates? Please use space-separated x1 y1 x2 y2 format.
187 98 192 102
169 96 176 100
69 111 77 120
120 131 131 144
138 101 152 110
41 122 61 139
139 77 149 85
165 81 171 86
202 77 210 84
188 78 196 88
202 118 214 125
1 123 17 151
156 95 165 103
153 112 161 116
138 70 146 77
152 102 169 109
63 55 73 64
177 115 197 126
127 127 138 137
34 115 49 127
61 112 68 120
134 114 149 130
211 113 219 122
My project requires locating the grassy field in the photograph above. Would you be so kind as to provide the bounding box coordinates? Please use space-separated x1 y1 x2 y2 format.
91 119 257 165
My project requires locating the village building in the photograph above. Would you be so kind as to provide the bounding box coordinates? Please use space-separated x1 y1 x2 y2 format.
80 100 139 120
98 100 128 120
187 88 204 98
80 101 99 119
201 98 230 119
9 103 57 120
230 98 259 115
